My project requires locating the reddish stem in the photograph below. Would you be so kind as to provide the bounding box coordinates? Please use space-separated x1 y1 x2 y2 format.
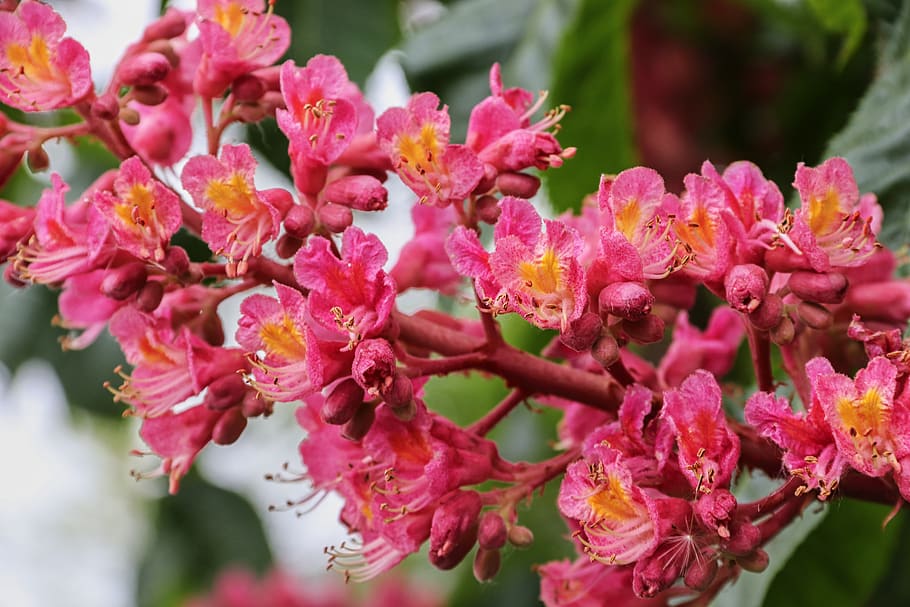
739 476 802 520
758 492 812 543
402 351 488 379
469 389 527 436
746 325 774 393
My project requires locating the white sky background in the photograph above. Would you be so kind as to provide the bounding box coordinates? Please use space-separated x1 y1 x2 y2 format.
2 1 423 606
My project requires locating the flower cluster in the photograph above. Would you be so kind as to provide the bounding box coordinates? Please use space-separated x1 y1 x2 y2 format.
2 1 910 604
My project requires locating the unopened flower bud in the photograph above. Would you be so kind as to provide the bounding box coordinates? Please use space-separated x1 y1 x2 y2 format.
797 301 833 330
623 314 665 344
142 8 187 41
737 548 769 573
694 489 737 538
119 52 171 87
132 83 169 106
284 205 315 239
722 519 762 556
383 373 414 411
324 175 388 212
233 103 268 124
684 550 718 591
353 338 397 397
770 315 795 345
496 172 541 198
136 280 164 312
429 490 482 570
633 552 683 598
26 145 49 173
101 263 148 300
560 312 603 352
212 407 247 446
259 187 294 217
599 282 654 321
725 264 769 313
478 511 507 550
145 40 179 67
163 246 190 276
591 333 620 368
473 548 501 582
650 276 698 309
507 524 534 548
201 311 226 346
231 74 265 102
476 195 501 224
787 271 848 304
317 203 353 233
275 233 303 259
241 392 272 418
748 293 783 331
322 378 365 426
204 373 248 410
91 94 121 120
341 402 375 441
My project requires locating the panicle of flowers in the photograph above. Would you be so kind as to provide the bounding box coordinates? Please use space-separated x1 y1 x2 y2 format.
5 1 910 604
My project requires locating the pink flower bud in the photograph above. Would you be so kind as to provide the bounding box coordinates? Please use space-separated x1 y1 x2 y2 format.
204 374 248 411
591 333 620 368
163 246 190 276
322 378 365 426
507 524 534 547
231 74 265 103
136 281 164 312
92 94 121 120
722 519 762 556
341 402 375 441
478 511 507 550
684 550 718 591
119 52 171 87
353 338 397 397
748 292 783 331
496 172 541 198
317 203 353 233
599 282 654 321
241 392 272 418
623 314 665 344
473 547 501 582
724 264 769 313
283 205 315 239
429 490 482 570
633 552 683 599
560 312 603 352
737 548 769 572
142 8 187 41
797 301 833 330
694 489 737 538
132 84 169 106
212 407 247 446
382 374 414 411
101 263 148 300
476 195 501 224
324 175 388 212
259 187 294 217
650 276 698 309
787 271 848 304
233 103 268 124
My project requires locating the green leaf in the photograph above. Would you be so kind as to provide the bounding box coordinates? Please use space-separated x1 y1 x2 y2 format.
807 0 868 67
545 0 638 212
823 0 910 248
762 500 904 607
136 472 273 607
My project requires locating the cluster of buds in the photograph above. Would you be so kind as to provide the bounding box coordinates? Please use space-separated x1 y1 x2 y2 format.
2 1 910 604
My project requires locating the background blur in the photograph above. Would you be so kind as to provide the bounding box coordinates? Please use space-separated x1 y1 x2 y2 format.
3 0 910 605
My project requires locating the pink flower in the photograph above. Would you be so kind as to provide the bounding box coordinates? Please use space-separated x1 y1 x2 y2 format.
236 283 349 402
56 269 128 350
665 173 733 284
92 156 181 262
597 168 685 280
558 445 660 565
658 307 744 388
294 227 396 348
121 96 194 167
787 157 880 271
0 0 92 111
659 371 740 494
539 558 669 607
181 143 285 276
745 379 845 500
377 92 483 207
390 204 461 295
808 356 910 499
14 173 112 285
448 197 586 331
194 0 290 97
0 198 34 263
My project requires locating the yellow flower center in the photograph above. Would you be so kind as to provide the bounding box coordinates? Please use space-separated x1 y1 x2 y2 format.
614 198 641 242
6 35 55 83
259 315 307 361
587 473 639 523
213 2 247 38
397 123 441 170
205 172 257 219
836 387 887 441
518 247 561 295
807 187 843 235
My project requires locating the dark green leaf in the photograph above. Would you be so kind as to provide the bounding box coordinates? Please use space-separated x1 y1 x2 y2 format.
136 472 273 607
545 0 638 212
823 0 910 248
762 500 904 607
806 0 868 67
